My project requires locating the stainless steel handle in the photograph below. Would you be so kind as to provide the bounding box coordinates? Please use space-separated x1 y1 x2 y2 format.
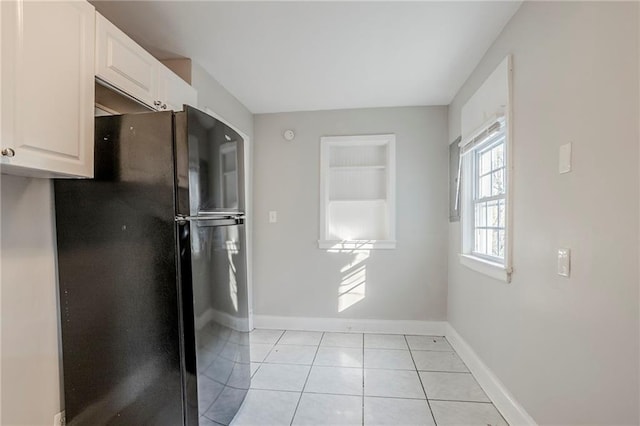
177 215 244 221
2 148 15 157
175 214 245 224
199 211 245 217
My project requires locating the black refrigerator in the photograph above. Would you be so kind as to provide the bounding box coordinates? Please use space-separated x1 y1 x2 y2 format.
54 106 250 426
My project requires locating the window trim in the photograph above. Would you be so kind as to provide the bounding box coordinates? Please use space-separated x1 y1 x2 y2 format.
459 254 510 282
460 115 513 283
318 134 396 250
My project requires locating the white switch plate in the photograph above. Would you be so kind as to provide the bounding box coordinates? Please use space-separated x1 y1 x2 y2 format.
557 248 571 277
559 143 572 174
268 211 277 223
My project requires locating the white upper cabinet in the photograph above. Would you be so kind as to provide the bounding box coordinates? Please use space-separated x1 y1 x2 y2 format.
1 0 95 178
96 13 197 112
156 64 197 112
95 12 157 108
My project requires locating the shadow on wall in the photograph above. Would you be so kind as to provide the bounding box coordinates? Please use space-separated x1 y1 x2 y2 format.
327 242 374 313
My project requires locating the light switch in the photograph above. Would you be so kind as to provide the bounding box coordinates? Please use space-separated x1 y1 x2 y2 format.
557 248 571 277
559 143 572 174
268 211 277 223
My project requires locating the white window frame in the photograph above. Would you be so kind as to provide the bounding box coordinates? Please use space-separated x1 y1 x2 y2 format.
318 134 396 250
459 115 513 282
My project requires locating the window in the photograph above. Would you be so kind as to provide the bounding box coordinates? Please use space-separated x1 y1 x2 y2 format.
319 135 396 250
460 117 512 281
471 127 506 262
458 55 512 282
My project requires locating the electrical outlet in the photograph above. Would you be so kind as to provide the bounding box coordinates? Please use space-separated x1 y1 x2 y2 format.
54 411 65 426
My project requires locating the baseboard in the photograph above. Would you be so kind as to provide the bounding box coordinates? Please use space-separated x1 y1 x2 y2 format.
252 314 446 335
195 308 215 331
196 308 250 332
445 323 537 426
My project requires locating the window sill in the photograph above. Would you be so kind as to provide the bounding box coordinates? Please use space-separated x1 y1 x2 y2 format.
459 254 510 282
319 240 396 250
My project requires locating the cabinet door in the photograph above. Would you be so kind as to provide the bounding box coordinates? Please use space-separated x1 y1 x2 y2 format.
1 0 95 178
95 12 158 109
157 64 198 112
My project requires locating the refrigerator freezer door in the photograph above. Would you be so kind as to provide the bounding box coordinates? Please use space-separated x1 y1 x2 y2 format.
54 112 183 425
175 106 245 217
177 218 251 426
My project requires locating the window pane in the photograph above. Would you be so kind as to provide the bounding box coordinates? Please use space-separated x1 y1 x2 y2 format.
492 143 504 169
486 230 495 256
479 151 492 175
487 200 499 227
492 169 505 196
490 230 501 257
475 202 487 227
475 229 486 253
478 175 491 199
498 199 505 228
498 231 505 258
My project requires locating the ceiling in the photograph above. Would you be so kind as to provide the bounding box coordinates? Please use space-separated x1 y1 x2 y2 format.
92 1 521 114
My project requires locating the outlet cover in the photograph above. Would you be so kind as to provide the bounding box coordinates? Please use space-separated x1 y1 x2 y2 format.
559 143 572 174
557 248 571 277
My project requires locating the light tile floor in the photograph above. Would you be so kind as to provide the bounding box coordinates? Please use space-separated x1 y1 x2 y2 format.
231 330 508 426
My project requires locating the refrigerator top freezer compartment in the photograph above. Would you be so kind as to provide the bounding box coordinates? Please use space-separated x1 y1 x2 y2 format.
175 106 246 217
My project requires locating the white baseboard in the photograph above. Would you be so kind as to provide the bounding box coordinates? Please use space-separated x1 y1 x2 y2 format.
196 308 250 332
195 308 215 331
445 323 537 426
253 314 446 335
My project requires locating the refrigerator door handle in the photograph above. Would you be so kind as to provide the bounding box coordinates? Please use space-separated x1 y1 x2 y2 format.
198 211 246 217
175 215 244 226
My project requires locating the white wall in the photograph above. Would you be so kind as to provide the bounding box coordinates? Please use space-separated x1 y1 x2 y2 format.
0 65 253 425
253 106 449 324
447 2 639 424
1 175 63 425
191 62 253 141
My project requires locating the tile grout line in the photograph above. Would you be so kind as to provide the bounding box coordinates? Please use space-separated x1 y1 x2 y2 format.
246 388 436 400
246 329 285 403
289 331 324 426
428 398 495 404
404 334 438 426
304 391 423 400
248 330 285 380
425 338 496 413
253 329 286 363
